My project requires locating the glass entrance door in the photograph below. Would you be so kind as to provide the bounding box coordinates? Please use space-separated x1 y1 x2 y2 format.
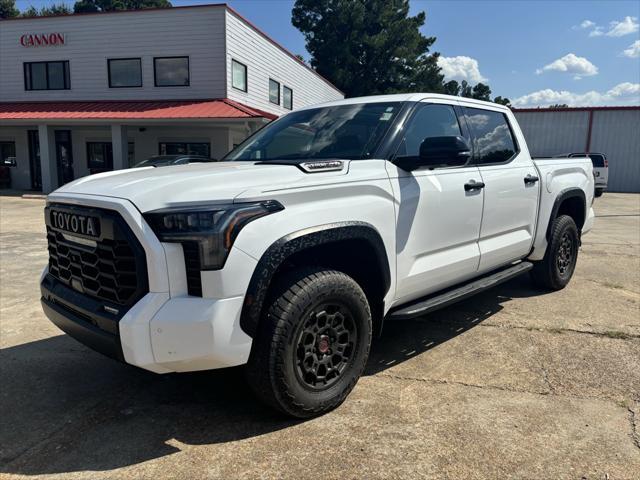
27 130 42 191
55 130 74 185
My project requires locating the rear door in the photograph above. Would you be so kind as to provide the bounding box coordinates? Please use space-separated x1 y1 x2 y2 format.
387 100 484 305
463 106 539 273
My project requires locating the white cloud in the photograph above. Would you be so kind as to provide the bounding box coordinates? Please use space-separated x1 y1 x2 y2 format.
574 19 595 29
512 82 640 107
621 40 640 58
535 53 598 79
588 26 604 37
438 56 487 83
606 16 639 37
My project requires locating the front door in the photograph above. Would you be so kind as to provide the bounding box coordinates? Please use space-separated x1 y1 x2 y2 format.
27 130 42 191
463 107 539 273
54 130 74 185
388 102 483 305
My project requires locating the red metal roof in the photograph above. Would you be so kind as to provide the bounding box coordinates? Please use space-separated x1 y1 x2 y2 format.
0 98 277 121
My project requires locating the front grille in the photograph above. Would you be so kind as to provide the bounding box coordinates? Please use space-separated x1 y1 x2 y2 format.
46 204 148 308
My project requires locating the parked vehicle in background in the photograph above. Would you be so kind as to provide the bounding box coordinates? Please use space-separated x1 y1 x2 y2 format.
40 94 595 418
136 155 218 168
568 153 608 197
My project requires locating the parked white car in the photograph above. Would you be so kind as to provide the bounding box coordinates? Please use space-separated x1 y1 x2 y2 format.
40 94 595 417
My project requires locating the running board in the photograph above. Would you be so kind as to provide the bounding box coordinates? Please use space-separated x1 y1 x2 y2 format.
387 261 533 321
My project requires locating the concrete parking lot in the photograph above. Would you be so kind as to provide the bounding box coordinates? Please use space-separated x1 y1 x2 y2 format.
1 192 638 479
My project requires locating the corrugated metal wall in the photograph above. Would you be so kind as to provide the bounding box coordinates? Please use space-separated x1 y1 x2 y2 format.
514 108 640 193
589 110 640 194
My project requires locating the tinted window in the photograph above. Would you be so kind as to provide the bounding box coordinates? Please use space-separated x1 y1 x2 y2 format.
589 154 605 167
87 142 113 170
154 57 189 87
109 58 142 87
232 60 247 91
24 61 70 90
269 79 280 105
283 86 293 110
159 142 210 157
395 104 462 158
465 108 517 164
226 102 401 161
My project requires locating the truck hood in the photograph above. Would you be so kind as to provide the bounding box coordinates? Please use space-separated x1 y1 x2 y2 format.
53 161 310 212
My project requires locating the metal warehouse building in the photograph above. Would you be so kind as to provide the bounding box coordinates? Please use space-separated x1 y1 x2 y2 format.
513 106 640 193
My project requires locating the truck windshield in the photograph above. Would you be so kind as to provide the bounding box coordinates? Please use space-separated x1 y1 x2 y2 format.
225 102 401 161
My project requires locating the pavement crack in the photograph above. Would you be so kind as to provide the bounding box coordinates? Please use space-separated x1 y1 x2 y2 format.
478 323 640 340
629 407 640 451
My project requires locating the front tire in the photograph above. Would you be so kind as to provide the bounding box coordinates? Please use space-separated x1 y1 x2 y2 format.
594 188 604 198
531 214 579 290
246 267 372 418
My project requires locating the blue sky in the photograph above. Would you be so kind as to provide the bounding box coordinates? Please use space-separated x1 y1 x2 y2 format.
16 0 640 106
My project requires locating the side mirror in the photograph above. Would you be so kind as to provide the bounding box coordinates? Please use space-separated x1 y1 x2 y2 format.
2 157 17 167
419 136 471 169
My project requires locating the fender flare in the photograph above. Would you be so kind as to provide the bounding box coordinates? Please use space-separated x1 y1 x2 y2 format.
546 188 587 240
239 221 391 338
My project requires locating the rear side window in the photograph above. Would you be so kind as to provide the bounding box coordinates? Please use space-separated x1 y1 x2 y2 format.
465 108 518 164
395 104 462 158
589 154 605 167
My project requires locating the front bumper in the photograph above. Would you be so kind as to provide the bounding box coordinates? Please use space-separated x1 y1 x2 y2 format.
41 193 256 374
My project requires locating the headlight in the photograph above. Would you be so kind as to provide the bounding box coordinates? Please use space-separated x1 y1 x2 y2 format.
144 200 283 270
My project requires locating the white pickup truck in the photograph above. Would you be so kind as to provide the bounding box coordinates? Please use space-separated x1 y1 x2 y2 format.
40 94 595 417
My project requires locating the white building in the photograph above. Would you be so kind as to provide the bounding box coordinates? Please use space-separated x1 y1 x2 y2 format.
0 4 344 193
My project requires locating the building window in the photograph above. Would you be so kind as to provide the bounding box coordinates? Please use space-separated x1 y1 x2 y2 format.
283 86 293 110
464 108 518 164
269 79 280 105
108 58 142 88
24 61 70 90
232 59 247 92
87 142 135 171
154 57 189 87
87 142 113 172
159 142 210 157
0 142 16 166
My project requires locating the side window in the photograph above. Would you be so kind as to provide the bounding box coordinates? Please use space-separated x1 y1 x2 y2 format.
465 108 517 164
396 104 462 158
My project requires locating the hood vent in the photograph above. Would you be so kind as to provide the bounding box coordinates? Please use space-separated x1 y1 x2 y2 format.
299 160 345 173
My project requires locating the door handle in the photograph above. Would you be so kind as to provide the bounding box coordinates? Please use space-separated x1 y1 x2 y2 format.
524 174 539 185
464 181 485 191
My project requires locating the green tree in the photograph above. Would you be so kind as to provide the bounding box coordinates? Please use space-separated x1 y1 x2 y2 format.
292 0 443 97
74 0 171 13
493 96 511 107
470 82 491 101
41 3 72 15
0 0 19 18
21 5 39 16
548 104 568 109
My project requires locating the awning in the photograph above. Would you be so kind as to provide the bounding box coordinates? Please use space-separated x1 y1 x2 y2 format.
0 98 278 121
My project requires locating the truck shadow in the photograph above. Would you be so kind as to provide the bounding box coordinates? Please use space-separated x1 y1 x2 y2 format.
0 275 541 475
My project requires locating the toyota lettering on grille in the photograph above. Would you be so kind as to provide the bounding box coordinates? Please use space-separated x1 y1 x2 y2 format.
50 210 101 238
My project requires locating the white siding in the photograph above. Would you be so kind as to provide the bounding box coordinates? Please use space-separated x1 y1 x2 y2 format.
224 9 343 116
0 6 226 101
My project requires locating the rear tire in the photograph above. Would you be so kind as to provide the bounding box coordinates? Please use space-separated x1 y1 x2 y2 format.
531 214 579 291
245 267 372 418
594 188 604 198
